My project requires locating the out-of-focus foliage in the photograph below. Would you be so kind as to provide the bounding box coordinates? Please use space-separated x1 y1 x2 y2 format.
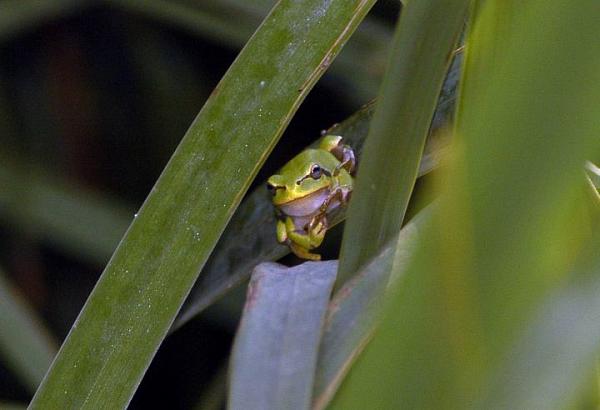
332 1 600 409
114 0 394 104
0 268 56 393
0 160 131 265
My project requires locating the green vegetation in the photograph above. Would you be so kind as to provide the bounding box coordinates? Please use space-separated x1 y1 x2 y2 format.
0 0 598 408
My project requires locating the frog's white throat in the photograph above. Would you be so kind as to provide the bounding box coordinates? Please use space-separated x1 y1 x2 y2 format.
278 188 335 217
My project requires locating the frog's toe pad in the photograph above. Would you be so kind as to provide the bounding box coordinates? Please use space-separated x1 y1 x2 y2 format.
289 242 321 261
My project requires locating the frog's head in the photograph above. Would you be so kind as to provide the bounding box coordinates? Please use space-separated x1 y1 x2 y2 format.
267 148 340 215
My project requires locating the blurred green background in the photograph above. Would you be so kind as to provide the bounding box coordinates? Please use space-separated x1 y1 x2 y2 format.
0 1 398 407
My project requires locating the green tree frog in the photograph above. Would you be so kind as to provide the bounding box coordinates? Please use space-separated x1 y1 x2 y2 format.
267 135 355 260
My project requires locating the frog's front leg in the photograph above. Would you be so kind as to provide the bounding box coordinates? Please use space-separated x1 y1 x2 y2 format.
278 218 315 260
285 216 326 260
306 186 351 234
315 185 352 216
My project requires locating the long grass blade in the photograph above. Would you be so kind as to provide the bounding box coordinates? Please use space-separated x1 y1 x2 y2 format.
29 1 376 407
334 0 469 290
0 159 132 266
0 0 94 41
0 267 57 393
312 205 433 409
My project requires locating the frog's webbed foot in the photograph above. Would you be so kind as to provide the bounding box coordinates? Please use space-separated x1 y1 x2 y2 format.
289 242 321 261
284 217 327 261
290 219 326 248
287 228 324 261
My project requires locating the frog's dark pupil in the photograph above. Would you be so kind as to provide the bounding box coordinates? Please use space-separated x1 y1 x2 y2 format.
311 165 322 179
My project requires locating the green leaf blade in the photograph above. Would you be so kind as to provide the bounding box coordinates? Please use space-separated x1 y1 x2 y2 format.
335 0 469 289
29 1 376 407
312 205 432 410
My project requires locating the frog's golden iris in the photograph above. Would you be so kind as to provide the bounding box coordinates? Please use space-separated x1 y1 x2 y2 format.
267 135 355 260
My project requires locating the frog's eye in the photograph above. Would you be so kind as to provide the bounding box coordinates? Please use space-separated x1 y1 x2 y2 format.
310 164 322 179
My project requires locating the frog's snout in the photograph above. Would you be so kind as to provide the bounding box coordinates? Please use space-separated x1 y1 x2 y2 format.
267 175 285 195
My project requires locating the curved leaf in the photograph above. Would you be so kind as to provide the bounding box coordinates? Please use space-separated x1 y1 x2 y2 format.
0 267 57 393
312 206 432 410
229 261 337 410
335 0 469 290
29 1 377 408
0 0 92 41
0 159 132 266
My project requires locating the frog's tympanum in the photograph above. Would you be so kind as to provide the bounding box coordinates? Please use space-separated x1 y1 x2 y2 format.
267 135 355 260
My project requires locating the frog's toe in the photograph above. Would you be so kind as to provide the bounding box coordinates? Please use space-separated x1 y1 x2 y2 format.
290 242 321 261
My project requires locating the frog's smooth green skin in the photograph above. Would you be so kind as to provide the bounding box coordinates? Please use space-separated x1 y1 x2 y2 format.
267 135 355 260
